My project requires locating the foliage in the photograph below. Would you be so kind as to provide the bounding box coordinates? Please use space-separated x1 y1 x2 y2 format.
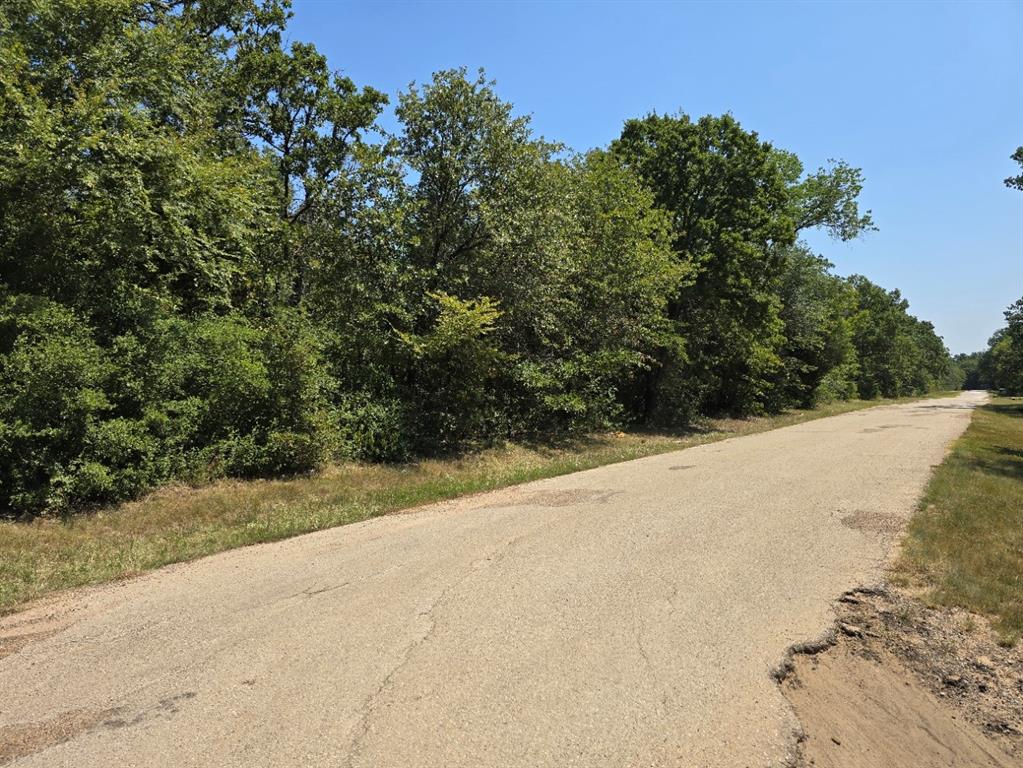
0 0 278 328
400 292 506 451
951 297 1023 395
0 295 331 515
0 295 118 514
0 4 956 516
1005 146 1023 191
611 113 878 419
989 298 1023 394
846 276 952 399
773 246 858 407
611 113 791 419
394 72 682 439
955 351 992 390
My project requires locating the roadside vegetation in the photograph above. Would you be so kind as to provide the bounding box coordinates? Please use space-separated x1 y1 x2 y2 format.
0 1 966 523
0 396 935 614
898 396 1023 646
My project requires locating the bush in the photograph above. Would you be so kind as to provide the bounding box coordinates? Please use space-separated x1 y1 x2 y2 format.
338 397 413 462
814 364 859 404
206 430 324 478
177 313 332 478
401 292 506 452
0 296 114 515
0 297 336 517
512 351 638 435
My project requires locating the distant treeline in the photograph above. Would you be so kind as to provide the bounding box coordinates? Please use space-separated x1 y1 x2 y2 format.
0 1 960 516
955 298 1023 393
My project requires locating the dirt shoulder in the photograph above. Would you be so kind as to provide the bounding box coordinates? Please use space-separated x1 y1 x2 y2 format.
780 586 1022 767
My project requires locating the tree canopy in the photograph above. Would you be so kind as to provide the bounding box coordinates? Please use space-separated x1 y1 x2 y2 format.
0 0 958 517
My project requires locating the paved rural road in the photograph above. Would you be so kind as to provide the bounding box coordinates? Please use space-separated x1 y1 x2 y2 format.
0 392 986 768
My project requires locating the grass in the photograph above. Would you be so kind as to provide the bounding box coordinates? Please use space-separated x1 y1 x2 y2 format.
897 396 1023 646
0 393 957 616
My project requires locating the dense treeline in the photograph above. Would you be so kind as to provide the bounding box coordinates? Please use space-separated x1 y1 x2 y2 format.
0 1 956 517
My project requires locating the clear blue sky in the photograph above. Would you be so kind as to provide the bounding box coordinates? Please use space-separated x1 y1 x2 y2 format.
288 0 1023 354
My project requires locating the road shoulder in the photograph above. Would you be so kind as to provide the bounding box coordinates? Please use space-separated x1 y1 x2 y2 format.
780 394 1023 767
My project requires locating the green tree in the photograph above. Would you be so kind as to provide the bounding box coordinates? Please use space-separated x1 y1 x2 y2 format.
0 1 342 515
0 0 278 329
0 6 955 516
956 351 992 390
847 276 951 398
776 154 875 241
399 292 505 450
612 113 794 419
395 69 578 439
773 246 858 407
990 298 1023 393
557 151 686 427
612 113 877 420
237 32 388 305
1005 146 1023 191
394 71 683 439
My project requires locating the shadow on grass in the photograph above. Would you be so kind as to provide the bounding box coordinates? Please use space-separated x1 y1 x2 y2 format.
963 455 1023 481
956 402 1023 481
985 402 1023 419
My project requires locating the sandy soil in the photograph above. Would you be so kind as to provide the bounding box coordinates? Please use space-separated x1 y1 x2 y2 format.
781 587 1022 767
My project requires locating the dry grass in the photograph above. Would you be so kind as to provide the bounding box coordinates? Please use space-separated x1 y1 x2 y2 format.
0 395 954 615
897 396 1023 646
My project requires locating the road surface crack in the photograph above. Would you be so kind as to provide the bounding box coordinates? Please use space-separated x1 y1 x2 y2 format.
345 523 559 765
344 567 478 767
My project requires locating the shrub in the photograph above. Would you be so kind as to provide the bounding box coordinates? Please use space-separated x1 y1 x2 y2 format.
0 298 337 516
401 292 506 451
338 397 413 462
179 313 332 477
0 296 114 515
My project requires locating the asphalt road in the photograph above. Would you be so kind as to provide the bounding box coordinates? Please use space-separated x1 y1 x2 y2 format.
0 392 986 767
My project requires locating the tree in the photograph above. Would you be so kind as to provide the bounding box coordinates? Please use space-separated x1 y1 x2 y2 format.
846 276 951 398
0 0 284 330
237 33 387 305
773 246 858 407
0 0 342 515
613 113 873 419
1005 146 1023 191
611 114 791 419
394 71 684 440
534 151 685 428
394 68 571 440
0 8 954 516
956 351 992 390
773 151 875 240
396 68 568 320
990 298 1023 393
